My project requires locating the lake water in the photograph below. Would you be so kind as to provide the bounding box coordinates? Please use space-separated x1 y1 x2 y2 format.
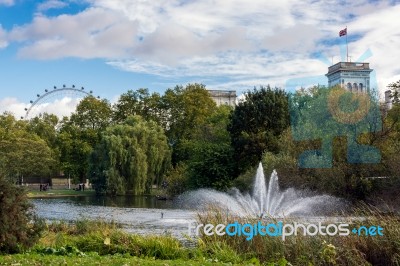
31 196 197 239
31 195 357 243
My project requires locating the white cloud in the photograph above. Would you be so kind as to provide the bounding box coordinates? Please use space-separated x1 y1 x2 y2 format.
37 0 68 12
26 97 84 119
89 0 175 34
350 4 400 91
133 24 251 64
0 25 8 48
262 24 323 53
103 0 400 95
0 88 121 120
3 0 400 96
319 3 400 93
9 7 139 59
0 0 14 6
0 97 27 119
108 51 327 94
0 96 83 119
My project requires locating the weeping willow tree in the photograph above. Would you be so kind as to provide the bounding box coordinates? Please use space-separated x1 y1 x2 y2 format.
89 115 171 195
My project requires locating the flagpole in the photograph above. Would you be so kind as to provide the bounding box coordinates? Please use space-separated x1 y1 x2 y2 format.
346 26 348 62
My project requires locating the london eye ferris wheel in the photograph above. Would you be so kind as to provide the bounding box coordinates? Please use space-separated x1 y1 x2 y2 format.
22 85 100 120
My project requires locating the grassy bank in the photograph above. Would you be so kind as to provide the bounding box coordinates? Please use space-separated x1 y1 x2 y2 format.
0 253 229 266
197 205 400 265
1 207 400 265
27 189 96 198
0 220 260 266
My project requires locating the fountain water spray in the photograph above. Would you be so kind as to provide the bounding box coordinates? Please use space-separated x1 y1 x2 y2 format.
181 163 342 217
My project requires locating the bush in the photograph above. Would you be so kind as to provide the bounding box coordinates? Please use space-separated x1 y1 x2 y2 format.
164 163 189 197
0 176 44 253
40 223 188 260
196 206 400 265
187 142 235 191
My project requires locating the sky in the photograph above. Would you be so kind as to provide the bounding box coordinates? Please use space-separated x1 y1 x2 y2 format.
1 0 400 119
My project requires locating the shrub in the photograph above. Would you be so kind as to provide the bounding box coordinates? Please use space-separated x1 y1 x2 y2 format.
164 163 189 197
0 176 44 253
196 206 400 265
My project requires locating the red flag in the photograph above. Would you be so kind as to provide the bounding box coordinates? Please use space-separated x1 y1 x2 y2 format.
339 28 347 37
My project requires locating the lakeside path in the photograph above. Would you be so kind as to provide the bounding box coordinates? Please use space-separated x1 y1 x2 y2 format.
27 189 96 198
27 187 166 198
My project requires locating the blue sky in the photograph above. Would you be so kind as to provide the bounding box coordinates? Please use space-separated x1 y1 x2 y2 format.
1 0 400 118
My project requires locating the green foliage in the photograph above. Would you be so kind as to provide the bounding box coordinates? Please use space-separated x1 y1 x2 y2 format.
228 86 289 174
0 138 55 180
0 113 56 182
242 85 394 200
89 115 171 195
187 142 235 191
387 80 400 104
112 84 217 167
198 207 400 265
26 113 59 150
177 105 235 191
4 211 400 265
162 83 216 141
57 96 112 183
70 95 112 131
15 220 260 264
160 84 217 163
0 176 44 253
0 253 224 266
112 88 162 123
35 220 188 259
36 245 85 256
106 84 228 194
164 163 189 197
256 129 378 200
57 121 94 183
289 85 382 168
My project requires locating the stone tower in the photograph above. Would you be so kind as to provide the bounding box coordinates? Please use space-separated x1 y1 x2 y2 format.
326 62 373 93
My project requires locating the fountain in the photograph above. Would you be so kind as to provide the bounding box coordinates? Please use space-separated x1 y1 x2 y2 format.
180 163 343 217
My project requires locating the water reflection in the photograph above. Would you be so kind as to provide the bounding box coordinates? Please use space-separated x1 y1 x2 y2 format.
69 195 176 209
31 196 195 239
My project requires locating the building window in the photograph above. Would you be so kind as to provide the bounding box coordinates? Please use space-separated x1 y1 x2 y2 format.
359 83 363 92
347 82 352 91
353 83 358 92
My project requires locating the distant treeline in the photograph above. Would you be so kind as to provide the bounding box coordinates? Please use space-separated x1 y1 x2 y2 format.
1 82 400 202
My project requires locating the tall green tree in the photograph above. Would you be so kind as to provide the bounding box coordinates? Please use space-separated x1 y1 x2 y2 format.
379 103 400 177
26 113 59 149
289 85 382 168
228 86 289 174
159 83 216 164
70 95 112 131
57 122 93 183
27 113 60 172
387 80 400 104
112 88 162 123
58 96 112 183
0 113 56 183
184 105 235 190
247 85 385 200
89 115 171 195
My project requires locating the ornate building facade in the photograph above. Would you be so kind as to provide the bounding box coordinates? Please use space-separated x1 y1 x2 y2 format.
207 90 236 107
326 62 373 93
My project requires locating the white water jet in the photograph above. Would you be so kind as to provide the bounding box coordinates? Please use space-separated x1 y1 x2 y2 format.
181 162 343 217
